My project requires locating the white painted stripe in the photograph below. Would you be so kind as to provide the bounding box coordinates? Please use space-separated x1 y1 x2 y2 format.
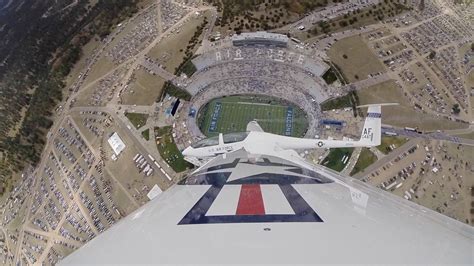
261 185 294 215
206 185 241 216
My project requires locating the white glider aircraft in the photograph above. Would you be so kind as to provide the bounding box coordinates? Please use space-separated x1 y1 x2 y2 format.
182 104 385 158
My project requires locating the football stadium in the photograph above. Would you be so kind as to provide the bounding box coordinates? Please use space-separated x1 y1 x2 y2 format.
198 95 309 137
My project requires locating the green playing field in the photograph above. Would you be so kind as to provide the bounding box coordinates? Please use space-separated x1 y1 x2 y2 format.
198 95 308 137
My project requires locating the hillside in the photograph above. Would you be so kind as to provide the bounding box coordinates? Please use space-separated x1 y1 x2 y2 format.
0 0 139 194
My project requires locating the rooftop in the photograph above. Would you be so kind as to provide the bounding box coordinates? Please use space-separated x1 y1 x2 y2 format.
232 31 289 43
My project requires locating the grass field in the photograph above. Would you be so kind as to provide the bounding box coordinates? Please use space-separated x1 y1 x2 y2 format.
321 148 354 172
74 66 126 107
454 132 474 140
358 80 466 130
125 112 148 129
295 2 409 41
65 38 100 88
141 128 150 141
321 68 339 85
122 68 165 105
320 91 358 111
198 95 308 137
178 59 197 77
147 12 209 73
327 35 385 83
377 136 409 154
350 148 377 176
81 56 117 88
155 126 192 173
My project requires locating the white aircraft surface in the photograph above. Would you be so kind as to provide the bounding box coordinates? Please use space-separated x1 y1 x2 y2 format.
60 104 473 264
182 104 385 159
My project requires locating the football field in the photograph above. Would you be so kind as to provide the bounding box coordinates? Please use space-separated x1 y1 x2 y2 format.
199 95 308 137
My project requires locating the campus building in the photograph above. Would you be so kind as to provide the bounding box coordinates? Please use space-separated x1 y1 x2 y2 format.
107 132 126 157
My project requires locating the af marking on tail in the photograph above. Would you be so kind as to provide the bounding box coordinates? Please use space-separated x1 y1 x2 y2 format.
357 103 398 147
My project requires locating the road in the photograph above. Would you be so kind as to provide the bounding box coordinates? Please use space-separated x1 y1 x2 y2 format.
382 126 474 146
8 0 473 263
341 73 391 92
352 138 421 179
195 8 218 54
141 58 177 81
11 1 215 264
341 147 361 176
277 1 380 35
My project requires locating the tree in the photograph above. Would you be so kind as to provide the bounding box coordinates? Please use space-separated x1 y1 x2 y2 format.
452 104 461 115
419 0 425 11
339 20 348 27
428 50 436 59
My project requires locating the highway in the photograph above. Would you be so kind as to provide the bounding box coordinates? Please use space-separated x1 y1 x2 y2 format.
11 2 216 264
352 138 420 180
382 126 474 146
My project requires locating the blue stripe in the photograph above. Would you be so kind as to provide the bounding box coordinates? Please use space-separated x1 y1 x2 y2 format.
285 107 293 136
367 112 381 118
178 159 331 225
178 184 323 225
208 102 222 132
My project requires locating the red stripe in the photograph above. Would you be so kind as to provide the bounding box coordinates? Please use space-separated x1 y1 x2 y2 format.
236 184 265 215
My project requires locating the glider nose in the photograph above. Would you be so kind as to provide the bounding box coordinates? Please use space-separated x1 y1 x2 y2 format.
182 146 193 157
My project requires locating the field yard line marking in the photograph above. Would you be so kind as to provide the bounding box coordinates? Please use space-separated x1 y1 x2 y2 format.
234 102 275 106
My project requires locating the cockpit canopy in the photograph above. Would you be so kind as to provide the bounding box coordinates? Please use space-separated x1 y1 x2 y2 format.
191 132 249 148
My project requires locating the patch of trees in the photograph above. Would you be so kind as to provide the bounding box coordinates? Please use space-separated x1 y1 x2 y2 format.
308 0 411 38
206 0 329 31
157 17 208 101
0 0 139 194
321 68 338 85
161 81 192 101
167 17 210 100
175 17 208 76
452 104 461 115
177 59 197 77
320 90 360 117
428 50 436 59
327 62 348 85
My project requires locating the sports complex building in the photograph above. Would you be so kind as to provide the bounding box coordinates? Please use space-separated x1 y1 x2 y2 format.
231 31 289 48
171 32 333 150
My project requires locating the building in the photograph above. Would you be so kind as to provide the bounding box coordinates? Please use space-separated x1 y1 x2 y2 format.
146 184 163 200
232 31 289 48
108 132 126 156
171 99 181 116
